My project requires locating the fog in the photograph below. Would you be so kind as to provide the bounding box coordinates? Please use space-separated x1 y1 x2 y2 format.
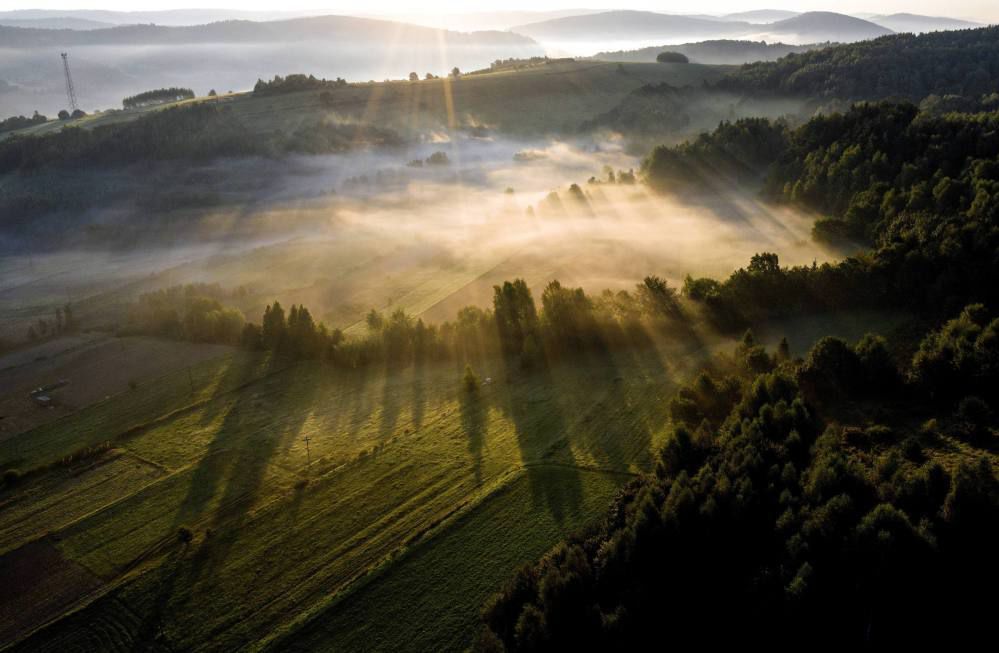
0 41 541 116
0 133 832 341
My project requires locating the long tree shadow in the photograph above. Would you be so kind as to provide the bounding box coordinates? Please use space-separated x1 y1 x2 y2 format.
174 358 321 580
459 383 487 486
495 353 583 524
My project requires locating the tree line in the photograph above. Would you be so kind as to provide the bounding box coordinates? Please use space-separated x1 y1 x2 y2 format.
0 111 46 134
253 74 348 96
122 87 195 109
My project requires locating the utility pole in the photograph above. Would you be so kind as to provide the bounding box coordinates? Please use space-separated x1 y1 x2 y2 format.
61 53 78 113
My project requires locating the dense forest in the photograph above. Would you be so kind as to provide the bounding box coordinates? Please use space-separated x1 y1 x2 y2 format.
474 95 999 649
643 103 999 324
717 26 999 100
477 322 998 648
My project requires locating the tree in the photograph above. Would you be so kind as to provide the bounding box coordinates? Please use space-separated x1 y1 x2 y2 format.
71 109 86 119
409 72 419 82
425 72 435 80
261 301 287 350
636 276 680 318
208 89 217 97
464 364 480 392
451 67 461 78
656 51 689 64
58 109 70 120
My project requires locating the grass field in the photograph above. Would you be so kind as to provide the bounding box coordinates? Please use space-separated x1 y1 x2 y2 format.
0 333 689 651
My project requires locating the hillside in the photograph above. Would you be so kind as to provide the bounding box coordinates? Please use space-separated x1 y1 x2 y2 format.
592 39 827 65
0 17 112 30
717 26 999 100
481 102 999 649
0 15 543 116
721 9 800 23
0 15 537 47
510 11 752 42
763 11 893 42
870 12 983 33
512 10 892 45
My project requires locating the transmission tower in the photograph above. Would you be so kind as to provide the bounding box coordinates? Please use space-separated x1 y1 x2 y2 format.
61 52 78 112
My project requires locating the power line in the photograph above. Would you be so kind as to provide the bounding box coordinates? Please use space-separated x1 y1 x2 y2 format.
61 52 78 113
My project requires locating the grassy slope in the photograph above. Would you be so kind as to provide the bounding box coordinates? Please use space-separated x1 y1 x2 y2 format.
2 61 728 141
278 467 629 652
0 337 688 652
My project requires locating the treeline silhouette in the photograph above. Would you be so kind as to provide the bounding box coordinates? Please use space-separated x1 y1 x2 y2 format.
252 74 347 96
124 284 248 344
477 323 999 649
122 87 195 109
125 277 688 371
0 111 46 134
717 26 999 101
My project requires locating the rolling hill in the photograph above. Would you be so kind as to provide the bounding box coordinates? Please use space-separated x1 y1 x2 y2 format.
762 11 894 43
717 25 999 100
0 17 113 30
0 15 537 47
591 39 827 65
510 10 753 42
0 15 543 116
511 10 893 46
721 9 800 23
869 12 983 33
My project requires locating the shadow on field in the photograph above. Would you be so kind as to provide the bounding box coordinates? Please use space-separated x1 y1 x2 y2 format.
459 383 487 486
174 354 318 575
494 353 583 524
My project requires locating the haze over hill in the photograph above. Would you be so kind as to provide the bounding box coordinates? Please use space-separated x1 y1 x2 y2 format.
0 17 113 30
591 39 826 65
2 5 999 653
509 10 894 53
720 9 801 23
0 15 542 115
869 12 983 33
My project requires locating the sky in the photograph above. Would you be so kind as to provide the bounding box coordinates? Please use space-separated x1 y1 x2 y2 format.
1 2 997 22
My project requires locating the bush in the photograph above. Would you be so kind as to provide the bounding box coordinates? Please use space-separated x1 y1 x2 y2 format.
177 526 194 544
656 51 689 64
3 468 22 487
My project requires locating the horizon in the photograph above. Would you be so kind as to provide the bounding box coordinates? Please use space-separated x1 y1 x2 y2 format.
1 3 997 24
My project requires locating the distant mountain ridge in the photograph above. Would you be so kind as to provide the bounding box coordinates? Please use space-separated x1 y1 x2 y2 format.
0 17 113 30
764 11 893 42
511 10 893 45
591 39 829 65
0 14 537 48
869 13 983 33
511 10 754 41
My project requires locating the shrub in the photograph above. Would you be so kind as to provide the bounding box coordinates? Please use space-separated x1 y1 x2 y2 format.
177 526 194 544
656 51 689 64
3 468 22 487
